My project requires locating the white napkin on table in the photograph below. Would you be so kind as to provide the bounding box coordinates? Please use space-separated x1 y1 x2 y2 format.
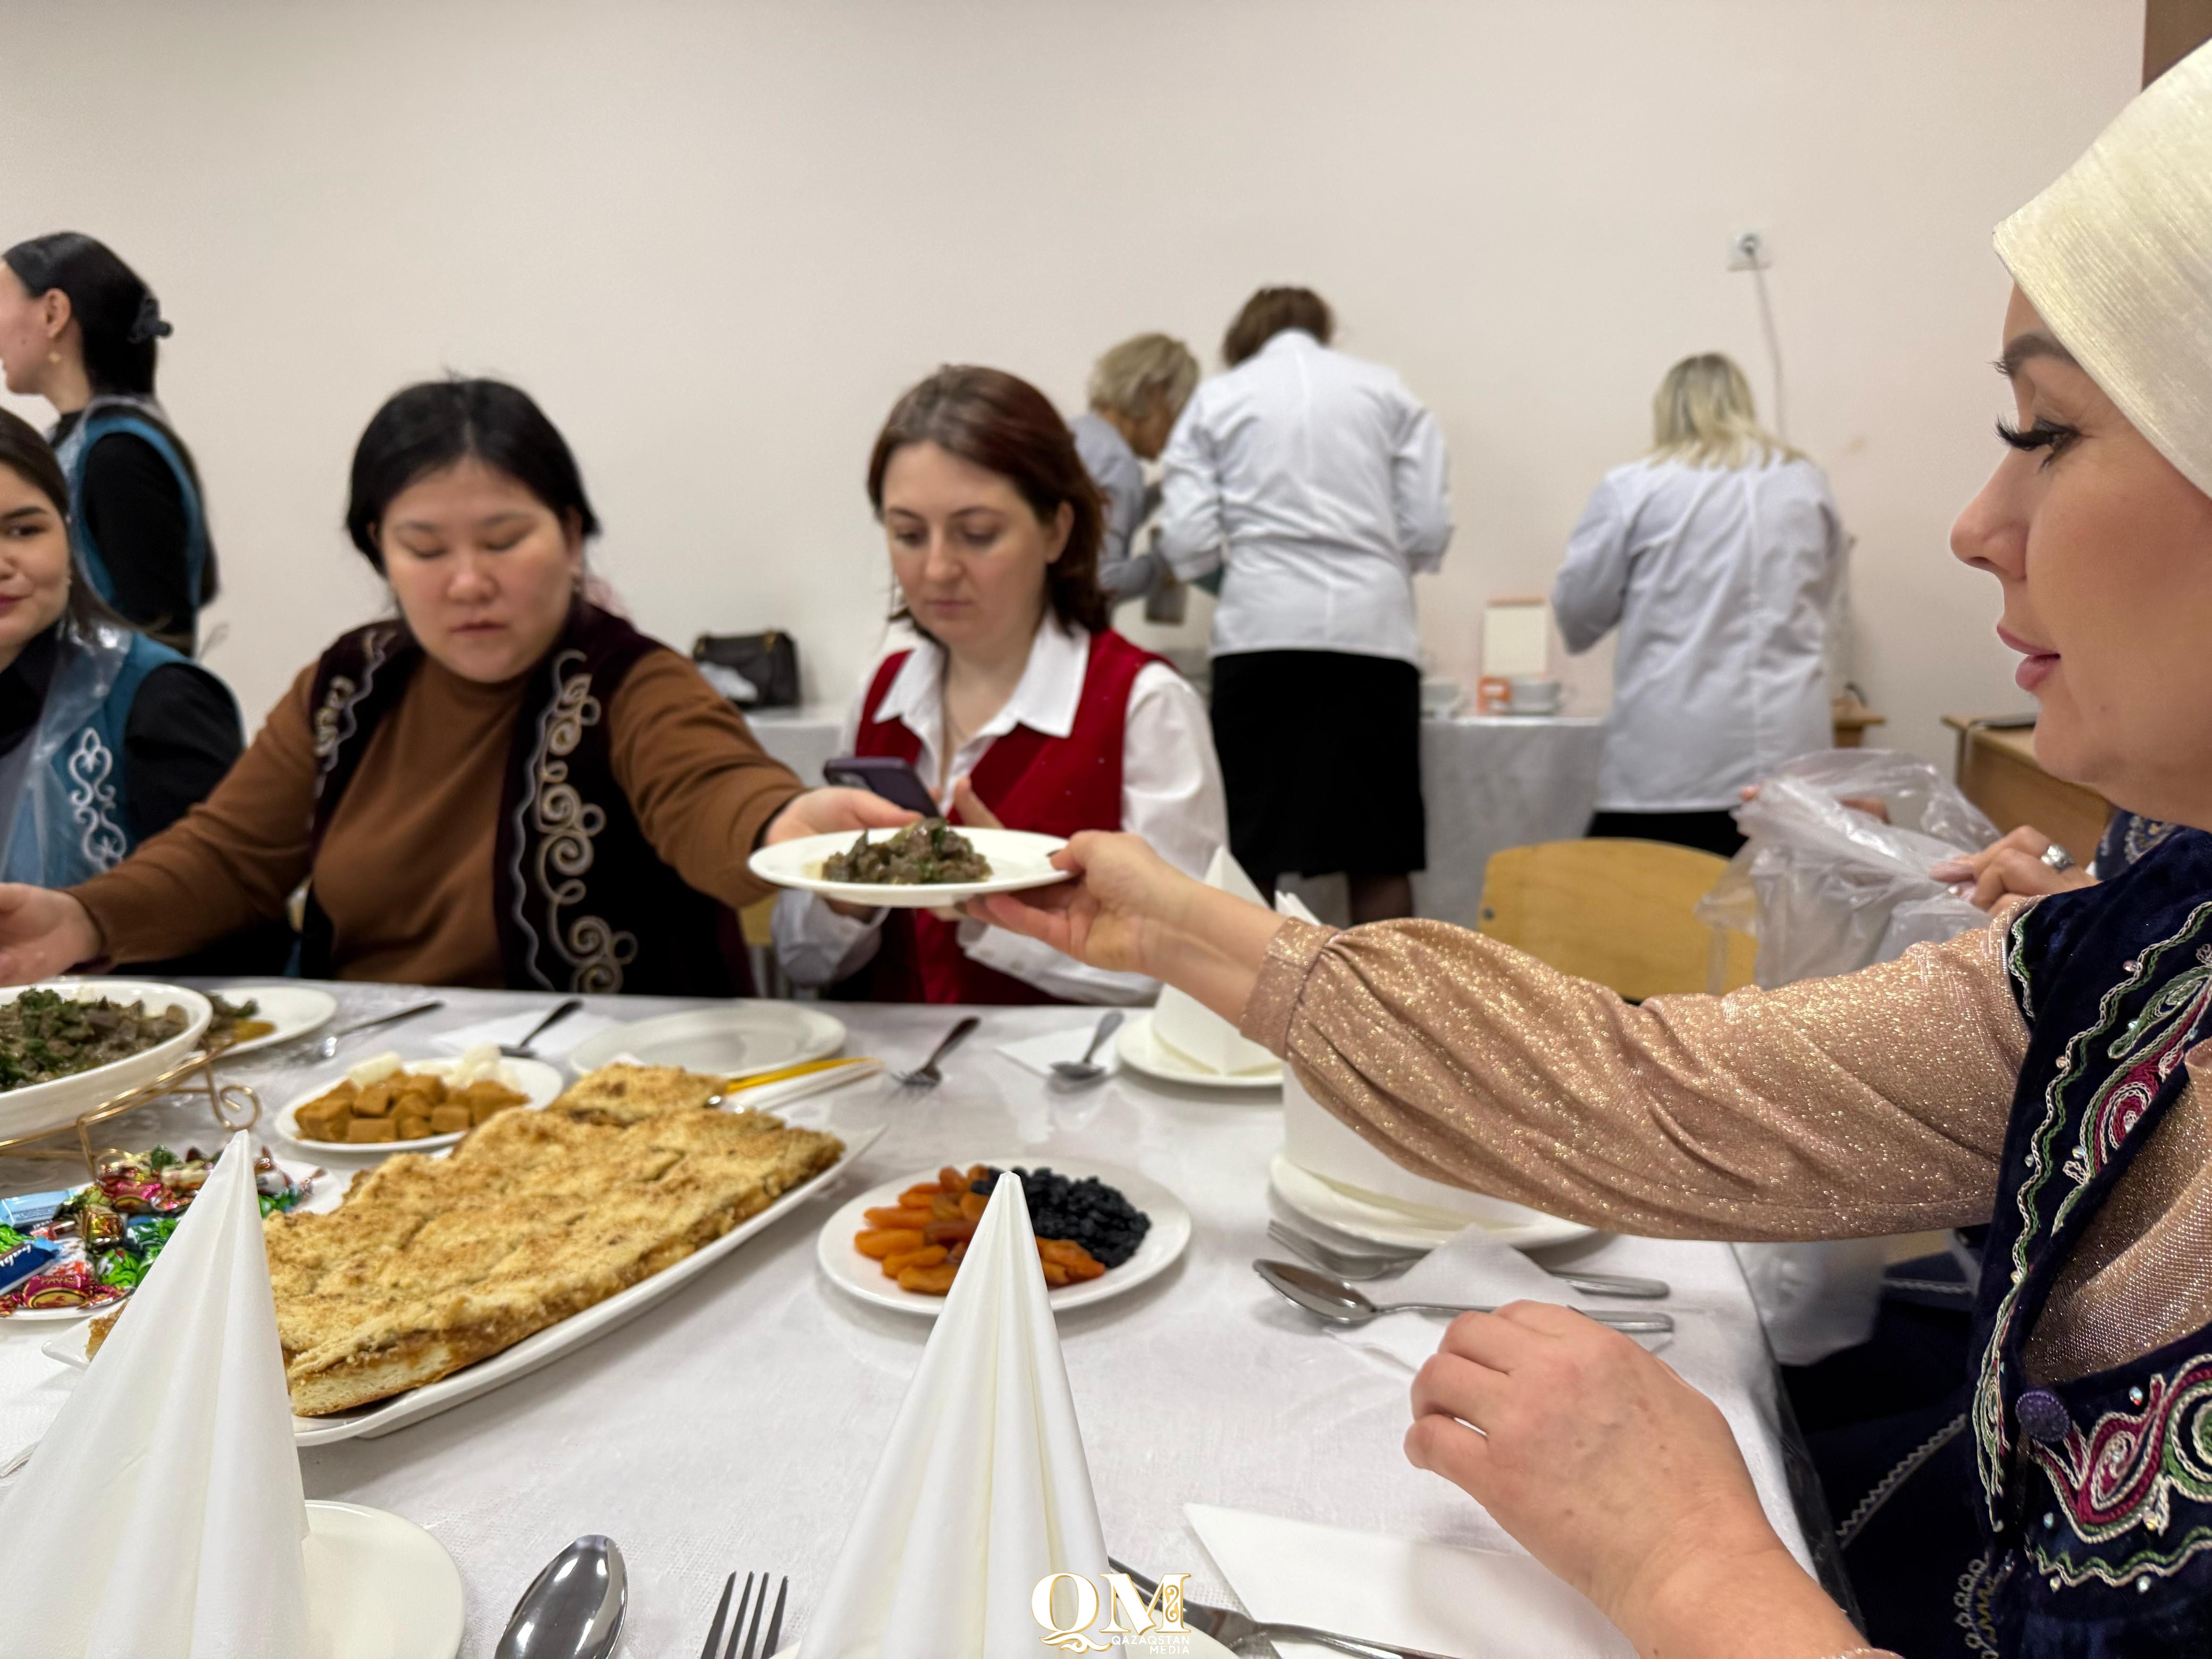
1151 849 1279 1076
1186 1504 1632 1659
430 1006 620 1060
0 1133 309 1658
806 1174 1110 1658
996 1026 1122 1081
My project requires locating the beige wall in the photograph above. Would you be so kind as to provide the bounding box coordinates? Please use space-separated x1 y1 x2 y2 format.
3 0 2141 768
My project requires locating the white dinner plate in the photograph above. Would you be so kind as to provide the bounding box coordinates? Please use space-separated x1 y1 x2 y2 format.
0 979 211 1142
818 1158 1191 1318
206 984 340 1059
567 1002 846 1079
1115 1010 1282 1092
304 1500 464 1659
274 1057 565 1155
748 826 1074 909
1270 1152 1593 1252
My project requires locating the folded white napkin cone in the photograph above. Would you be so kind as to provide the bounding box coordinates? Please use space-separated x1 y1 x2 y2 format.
806 1174 1111 1658
1151 848 1279 1075
0 1132 310 1658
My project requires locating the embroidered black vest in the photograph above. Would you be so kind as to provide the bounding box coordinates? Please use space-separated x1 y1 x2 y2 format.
299 604 744 995
1965 828 2212 1655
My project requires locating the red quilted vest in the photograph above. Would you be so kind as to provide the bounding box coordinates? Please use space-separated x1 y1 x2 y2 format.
836 629 1164 1004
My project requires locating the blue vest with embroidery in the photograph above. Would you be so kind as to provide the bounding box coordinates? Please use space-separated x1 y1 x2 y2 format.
1 631 183 888
1967 828 2212 1655
59 407 211 619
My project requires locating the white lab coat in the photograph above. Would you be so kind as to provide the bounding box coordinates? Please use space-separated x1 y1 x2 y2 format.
1553 454 1842 812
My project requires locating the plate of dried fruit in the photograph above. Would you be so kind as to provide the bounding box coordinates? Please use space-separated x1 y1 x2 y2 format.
817 1158 1190 1318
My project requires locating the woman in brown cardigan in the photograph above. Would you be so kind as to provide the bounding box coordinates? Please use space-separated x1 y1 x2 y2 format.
0 378 910 993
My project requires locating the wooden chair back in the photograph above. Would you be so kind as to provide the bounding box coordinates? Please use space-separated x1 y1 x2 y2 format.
1478 839 1756 1000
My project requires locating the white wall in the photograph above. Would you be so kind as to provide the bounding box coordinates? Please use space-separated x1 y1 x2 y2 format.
3 0 2141 768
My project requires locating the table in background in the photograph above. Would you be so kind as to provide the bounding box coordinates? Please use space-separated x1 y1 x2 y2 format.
746 702 1605 929
1941 713 2110 865
0 984 1805 1658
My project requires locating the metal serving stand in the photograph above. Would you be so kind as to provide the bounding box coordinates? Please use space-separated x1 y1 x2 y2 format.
0 1048 262 1183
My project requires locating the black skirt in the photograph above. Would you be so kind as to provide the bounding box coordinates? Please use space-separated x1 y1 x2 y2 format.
1209 649 1425 882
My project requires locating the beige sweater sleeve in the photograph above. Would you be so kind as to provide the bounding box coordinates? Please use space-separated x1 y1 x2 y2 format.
1238 915 2029 1241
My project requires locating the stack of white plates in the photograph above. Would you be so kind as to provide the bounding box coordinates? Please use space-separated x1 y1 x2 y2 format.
1113 1010 1281 1092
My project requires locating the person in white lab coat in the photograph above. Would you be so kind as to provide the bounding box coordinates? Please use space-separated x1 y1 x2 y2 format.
1552 351 1841 857
1156 287 1452 922
1070 332 1200 606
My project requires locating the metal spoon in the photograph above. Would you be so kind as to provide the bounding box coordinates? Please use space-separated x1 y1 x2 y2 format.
1254 1259 1673 1334
1267 1220 1671 1298
502 996 584 1058
1050 1011 1125 1085
313 999 446 1061
494 1535 626 1659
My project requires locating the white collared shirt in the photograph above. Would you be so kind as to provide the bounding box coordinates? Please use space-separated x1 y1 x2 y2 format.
1155 330 1453 664
771 616 1227 1002
1553 454 1842 811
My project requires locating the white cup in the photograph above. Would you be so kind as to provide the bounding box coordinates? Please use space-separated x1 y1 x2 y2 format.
1506 676 1564 715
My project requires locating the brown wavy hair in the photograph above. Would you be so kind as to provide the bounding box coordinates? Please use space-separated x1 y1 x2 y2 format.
867 366 1109 637
1222 285 1334 366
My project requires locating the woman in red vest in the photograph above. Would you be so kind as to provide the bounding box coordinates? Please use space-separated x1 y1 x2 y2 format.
774 366 1226 1004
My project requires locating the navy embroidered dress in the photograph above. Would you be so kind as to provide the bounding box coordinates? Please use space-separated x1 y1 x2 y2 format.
1960 828 2212 1654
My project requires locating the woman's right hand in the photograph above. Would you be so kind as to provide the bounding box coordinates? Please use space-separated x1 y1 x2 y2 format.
0 887 103 984
1929 823 2096 911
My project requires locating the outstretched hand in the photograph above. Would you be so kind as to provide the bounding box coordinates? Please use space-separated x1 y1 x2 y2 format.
761 786 921 846
967 831 1177 976
1405 1305 1860 1656
0 886 104 985
1928 823 2096 910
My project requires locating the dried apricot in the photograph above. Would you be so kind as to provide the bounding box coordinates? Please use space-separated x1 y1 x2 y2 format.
883 1244 949 1277
898 1262 960 1295
854 1228 925 1260
958 1190 987 1221
924 1217 977 1246
864 1206 934 1229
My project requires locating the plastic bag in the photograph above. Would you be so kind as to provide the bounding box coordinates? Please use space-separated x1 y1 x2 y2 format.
1698 750 1998 1364
1695 748 1997 990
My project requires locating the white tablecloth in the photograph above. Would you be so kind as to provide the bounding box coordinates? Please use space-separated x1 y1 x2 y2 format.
0 986 1799 1657
745 704 1605 929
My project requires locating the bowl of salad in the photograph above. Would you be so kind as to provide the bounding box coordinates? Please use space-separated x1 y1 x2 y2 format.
0 980 212 1141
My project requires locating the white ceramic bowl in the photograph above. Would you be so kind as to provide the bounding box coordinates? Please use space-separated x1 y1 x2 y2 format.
0 979 212 1142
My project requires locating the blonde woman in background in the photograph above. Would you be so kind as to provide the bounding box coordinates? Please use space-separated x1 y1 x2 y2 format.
1552 352 1842 856
1069 331 1200 605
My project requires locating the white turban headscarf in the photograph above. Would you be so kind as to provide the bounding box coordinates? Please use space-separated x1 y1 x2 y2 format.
1995 40 2212 497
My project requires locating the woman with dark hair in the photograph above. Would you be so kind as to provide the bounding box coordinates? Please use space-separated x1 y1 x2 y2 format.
0 408 239 884
773 365 1225 1003
0 378 908 993
0 233 217 654
1158 284 1452 924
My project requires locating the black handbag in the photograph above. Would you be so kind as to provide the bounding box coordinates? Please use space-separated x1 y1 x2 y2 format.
692 630 801 709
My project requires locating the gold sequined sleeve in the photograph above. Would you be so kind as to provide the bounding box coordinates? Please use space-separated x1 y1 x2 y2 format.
1238 916 2029 1240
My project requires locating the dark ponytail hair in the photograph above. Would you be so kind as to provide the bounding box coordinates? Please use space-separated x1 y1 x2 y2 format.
866 366 1109 637
0 407 141 638
345 378 601 570
1 232 169 398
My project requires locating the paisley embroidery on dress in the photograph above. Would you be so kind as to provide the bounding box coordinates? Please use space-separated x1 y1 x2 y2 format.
509 651 637 994
1974 903 2212 1521
2022 1353 2212 1588
310 624 395 801
65 728 126 872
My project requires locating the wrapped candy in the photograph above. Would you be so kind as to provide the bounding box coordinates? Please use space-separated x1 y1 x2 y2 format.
0 1226 60 1294
0 1261 118 1314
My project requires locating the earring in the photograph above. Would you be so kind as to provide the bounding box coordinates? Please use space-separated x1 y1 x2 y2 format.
46 351 61 366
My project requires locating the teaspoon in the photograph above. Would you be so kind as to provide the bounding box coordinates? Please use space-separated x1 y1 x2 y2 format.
1255 1259 1673 1334
494 1534 626 1659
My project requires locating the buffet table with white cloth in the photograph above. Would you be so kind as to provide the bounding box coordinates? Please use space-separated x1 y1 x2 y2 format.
0 983 1808 1656
746 702 1606 929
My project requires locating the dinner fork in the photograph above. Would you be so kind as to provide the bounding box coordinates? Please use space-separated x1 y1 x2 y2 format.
893 1015 979 1088
1268 1220 1671 1298
698 1570 787 1659
1107 1557 1455 1659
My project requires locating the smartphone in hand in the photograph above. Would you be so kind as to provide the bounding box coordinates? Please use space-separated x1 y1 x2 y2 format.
823 756 940 817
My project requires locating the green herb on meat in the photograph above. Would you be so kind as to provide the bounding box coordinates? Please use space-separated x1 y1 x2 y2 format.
0 990 187 1091
822 818 993 885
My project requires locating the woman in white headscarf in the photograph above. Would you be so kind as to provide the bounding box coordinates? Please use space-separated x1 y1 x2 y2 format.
974 44 2212 1658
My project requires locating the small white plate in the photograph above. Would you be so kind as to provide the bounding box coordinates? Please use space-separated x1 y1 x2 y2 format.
749 826 1074 909
275 1057 565 1155
1269 1152 1593 1252
1115 1010 1281 1092
818 1158 1191 1318
567 1003 846 1079
304 1500 464 1659
206 985 340 1059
